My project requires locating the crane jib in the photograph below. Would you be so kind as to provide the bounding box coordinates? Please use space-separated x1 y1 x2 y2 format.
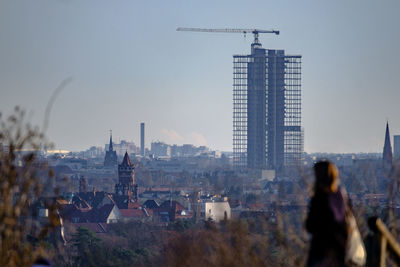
176 27 279 35
176 27 279 45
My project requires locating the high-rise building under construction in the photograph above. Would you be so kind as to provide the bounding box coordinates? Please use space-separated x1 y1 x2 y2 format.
233 41 303 171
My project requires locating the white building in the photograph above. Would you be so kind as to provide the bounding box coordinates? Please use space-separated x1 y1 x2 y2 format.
151 142 171 158
204 201 231 222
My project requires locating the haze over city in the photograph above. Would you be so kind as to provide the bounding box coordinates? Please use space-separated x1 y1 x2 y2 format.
1 0 399 153
4 1 400 266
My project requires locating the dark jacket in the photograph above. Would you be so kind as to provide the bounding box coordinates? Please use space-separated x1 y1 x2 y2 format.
306 188 348 267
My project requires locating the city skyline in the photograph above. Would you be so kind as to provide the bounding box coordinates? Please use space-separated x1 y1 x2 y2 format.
1 1 400 153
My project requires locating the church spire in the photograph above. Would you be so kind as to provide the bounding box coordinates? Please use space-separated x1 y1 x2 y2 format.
383 121 393 166
104 130 118 167
109 130 113 152
121 151 132 166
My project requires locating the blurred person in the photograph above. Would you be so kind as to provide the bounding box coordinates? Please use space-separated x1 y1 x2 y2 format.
31 257 53 267
306 160 348 267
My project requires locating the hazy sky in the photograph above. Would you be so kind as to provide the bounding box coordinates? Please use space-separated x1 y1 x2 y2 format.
1 0 399 153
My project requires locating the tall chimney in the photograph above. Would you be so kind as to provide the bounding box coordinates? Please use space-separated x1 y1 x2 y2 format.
140 122 145 157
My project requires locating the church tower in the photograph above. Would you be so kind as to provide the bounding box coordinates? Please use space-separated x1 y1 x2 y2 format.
115 152 136 199
104 131 118 167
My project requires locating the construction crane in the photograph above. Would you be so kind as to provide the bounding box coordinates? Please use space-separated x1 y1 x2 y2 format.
176 27 279 45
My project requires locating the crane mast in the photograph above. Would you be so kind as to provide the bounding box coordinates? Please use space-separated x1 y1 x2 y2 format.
176 27 279 45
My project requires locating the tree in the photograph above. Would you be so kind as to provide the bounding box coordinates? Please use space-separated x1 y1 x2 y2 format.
0 107 60 266
72 227 105 266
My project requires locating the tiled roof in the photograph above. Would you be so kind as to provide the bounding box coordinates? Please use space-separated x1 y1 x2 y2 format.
59 204 91 223
143 199 160 209
72 196 92 210
96 204 115 222
59 204 78 218
128 201 141 209
113 195 130 209
159 200 185 212
59 203 117 223
74 191 113 209
120 209 147 218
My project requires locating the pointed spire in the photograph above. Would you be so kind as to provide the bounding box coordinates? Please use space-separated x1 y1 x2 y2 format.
109 130 113 152
121 151 131 166
383 121 393 165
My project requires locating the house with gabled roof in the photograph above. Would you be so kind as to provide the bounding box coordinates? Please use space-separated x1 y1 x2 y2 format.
96 204 121 223
119 207 152 222
59 203 121 224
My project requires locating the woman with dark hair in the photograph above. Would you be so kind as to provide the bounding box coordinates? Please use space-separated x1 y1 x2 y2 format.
306 160 348 267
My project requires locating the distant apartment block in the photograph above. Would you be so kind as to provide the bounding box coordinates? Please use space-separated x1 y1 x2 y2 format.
150 142 210 158
171 144 209 157
104 140 139 157
151 142 171 158
84 146 104 158
233 40 303 171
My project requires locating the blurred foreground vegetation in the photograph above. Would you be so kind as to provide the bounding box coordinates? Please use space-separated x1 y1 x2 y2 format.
49 214 308 267
0 107 60 266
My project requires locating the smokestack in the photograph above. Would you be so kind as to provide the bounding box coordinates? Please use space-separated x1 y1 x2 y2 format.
140 122 145 157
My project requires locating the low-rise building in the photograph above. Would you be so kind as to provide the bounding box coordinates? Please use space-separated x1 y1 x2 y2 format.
204 201 231 222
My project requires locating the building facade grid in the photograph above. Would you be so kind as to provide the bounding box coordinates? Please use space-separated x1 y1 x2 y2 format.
233 47 302 171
